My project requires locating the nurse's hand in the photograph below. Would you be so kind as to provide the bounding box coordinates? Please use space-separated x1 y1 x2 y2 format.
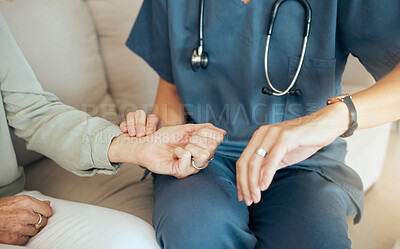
120 110 164 137
236 103 349 206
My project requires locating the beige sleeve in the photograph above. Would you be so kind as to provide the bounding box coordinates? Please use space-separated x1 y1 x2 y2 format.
0 13 122 176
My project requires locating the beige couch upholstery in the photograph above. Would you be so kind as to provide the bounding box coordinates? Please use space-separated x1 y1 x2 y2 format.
0 0 392 232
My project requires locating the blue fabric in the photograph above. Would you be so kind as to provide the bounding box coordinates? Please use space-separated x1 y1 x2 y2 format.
153 154 356 249
127 0 400 242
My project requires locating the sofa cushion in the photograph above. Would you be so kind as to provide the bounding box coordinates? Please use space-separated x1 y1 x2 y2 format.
86 0 158 116
0 0 118 165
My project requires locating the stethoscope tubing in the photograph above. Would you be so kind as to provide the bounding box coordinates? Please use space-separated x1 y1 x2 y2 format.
192 0 312 97
264 35 309 96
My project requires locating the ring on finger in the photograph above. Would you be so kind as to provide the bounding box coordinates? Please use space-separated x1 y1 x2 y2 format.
191 157 207 170
34 213 42 230
254 147 268 158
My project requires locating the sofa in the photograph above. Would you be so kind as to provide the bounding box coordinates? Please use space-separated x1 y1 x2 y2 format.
0 0 392 247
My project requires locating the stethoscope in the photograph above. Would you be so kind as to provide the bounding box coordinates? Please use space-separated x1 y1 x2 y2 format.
191 0 312 96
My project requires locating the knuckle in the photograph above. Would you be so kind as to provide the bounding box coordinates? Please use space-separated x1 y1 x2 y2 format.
135 110 146 119
200 151 210 161
215 133 224 143
206 141 216 151
259 125 267 132
280 129 291 138
175 173 184 179
253 129 259 137
236 160 244 169
269 126 279 133
18 211 31 221
148 114 158 120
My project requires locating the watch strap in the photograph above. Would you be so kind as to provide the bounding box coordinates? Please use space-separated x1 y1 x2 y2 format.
340 96 358 138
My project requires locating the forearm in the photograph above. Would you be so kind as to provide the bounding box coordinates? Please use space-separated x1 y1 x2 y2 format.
152 78 185 126
314 63 400 137
4 92 123 176
351 63 400 129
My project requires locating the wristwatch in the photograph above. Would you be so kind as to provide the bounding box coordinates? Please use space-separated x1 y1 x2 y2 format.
327 93 358 138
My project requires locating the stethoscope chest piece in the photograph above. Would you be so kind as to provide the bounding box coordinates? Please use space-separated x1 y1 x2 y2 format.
191 47 209 71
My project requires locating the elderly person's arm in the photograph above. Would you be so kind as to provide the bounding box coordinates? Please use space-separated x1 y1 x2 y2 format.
0 13 225 245
0 15 121 177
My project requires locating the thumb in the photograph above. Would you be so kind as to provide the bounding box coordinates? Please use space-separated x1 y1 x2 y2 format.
173 147 192 177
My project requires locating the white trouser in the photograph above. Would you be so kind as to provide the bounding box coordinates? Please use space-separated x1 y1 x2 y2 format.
0 191 160 249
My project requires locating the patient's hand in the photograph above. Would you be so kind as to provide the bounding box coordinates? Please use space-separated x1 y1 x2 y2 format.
109 123 226 179
0 195 52 245
119 110 163 137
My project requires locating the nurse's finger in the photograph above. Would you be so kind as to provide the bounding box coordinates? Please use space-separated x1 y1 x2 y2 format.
119 121 128 133
146 114 160 135
126 112 136 137
184 143 211 169
135 110 147 138
247 132 277 204
236 128 267 204
259 140 287 191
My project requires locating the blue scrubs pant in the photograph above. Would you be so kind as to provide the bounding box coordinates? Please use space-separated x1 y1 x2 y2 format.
152 154 356 249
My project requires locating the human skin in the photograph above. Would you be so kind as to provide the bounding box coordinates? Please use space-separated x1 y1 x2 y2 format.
109 123 226 178
152 62 400 206
0 196 52 245
0 122 225 246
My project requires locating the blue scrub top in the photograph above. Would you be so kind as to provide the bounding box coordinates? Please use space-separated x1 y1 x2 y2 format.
127 0 400 223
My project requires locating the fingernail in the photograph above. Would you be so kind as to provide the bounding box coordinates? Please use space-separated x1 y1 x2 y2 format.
251 193 259 204
244 196 253 206
251 192 261 204
238 191 244 202
129 128 136 136
146 128 154 134
261 182 267 191
137 129 144 137
122 125 127 131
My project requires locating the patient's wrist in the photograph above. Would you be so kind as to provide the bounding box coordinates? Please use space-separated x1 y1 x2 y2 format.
108 134 140 165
